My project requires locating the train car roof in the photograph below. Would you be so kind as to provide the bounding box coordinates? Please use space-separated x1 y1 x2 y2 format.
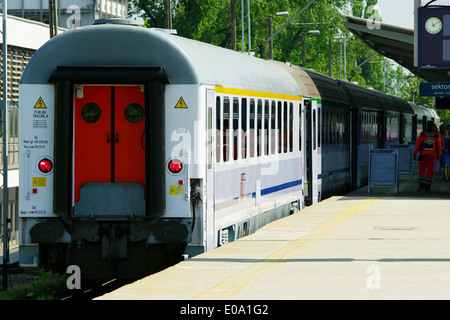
422 106 434 118
390 95 414 113
271 62 321 100
274 62 352 106
408 102 426 116
21 24 301 97
338 80 382 110
271 63 413 113
426 107 440 121
371 90 399 112
301 68 351 106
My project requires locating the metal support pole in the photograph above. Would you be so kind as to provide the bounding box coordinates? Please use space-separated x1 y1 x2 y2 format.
328 38 332 77
241 0 244 52
255 0 317 52
344 37 347 79
339 38 342 79
268 15 273 59
2 0 9 292
231 0 236 50
49 0 58 38
165 0 172 30
302 33 306 67
414 0 420 67
247 0 251 54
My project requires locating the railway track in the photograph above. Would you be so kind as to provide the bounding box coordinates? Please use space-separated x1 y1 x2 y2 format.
0 264 132 300
60 278 132 300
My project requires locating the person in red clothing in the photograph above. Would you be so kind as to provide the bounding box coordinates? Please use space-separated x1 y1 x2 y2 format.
413 121 441 192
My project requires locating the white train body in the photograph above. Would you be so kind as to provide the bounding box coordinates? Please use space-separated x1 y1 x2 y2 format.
19 22 435 278
18 23 308 277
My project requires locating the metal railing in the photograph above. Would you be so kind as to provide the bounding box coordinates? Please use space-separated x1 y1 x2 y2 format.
0 188 19 249
0 104 19 167
0 104 20 251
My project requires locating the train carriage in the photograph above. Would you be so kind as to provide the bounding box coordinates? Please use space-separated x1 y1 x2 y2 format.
19 21 436 279
19 21 305 278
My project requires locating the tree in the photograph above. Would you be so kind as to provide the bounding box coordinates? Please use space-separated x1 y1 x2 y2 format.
129 1 415 96
130 0 450 122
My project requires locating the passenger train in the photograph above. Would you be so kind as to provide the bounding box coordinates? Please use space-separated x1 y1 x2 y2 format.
18 20 438 279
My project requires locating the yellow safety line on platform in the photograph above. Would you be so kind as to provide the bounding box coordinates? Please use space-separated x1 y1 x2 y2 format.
194 197 380 300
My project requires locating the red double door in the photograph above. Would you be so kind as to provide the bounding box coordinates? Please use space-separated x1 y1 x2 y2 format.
74 85 146 203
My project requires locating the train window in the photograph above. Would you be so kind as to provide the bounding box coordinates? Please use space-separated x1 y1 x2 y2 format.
328 112 332 145
278 101 282 153
223 97 230 162
208 107 212 169
331 114 335 145
331 112 335 145
393 113 399 140
283 102 288 153
124 103 144 123
331 112 334 145
321 109 325 147
257 100 262 157
216 97 221 163
298 103 302 151
271 101 276 155
372 113 377 141
81 103 101 123
367 113 370 141
249 99 255 158
313 109 316 151
289 103 293 152
264 100 269 156
233 98 239 161
386 113 390 140
336 113 341 145
364 114 369 141
335 113 339 144
375 114 379 141
318 107 321 148
241 98 247 159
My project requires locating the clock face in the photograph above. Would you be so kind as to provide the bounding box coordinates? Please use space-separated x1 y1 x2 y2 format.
425 17 442 34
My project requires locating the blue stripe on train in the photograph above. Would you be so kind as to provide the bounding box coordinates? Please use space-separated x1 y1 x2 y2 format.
246 179 303 199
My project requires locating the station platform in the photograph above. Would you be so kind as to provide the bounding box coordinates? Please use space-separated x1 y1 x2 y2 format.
97 171 450 300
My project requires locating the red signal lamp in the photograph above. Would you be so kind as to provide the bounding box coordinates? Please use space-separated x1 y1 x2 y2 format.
168 159 182 174
38 158 53 173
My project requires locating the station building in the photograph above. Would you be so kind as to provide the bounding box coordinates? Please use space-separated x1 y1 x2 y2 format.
0 14 64 254
8 0 128 29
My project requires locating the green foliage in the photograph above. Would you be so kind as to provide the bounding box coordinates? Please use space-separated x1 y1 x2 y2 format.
129 0 433 110
0 272 70 300
438 110 450 125
129 0 387 87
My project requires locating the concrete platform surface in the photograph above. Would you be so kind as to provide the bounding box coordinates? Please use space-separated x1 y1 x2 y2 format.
97 174 450 300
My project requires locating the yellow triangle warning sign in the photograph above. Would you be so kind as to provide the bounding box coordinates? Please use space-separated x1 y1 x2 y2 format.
174 97 188 109
34 97 47 109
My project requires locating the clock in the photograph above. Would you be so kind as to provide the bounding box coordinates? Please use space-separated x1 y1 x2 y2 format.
425 17 442 34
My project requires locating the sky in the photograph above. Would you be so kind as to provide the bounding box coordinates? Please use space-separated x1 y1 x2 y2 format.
376 0 415 29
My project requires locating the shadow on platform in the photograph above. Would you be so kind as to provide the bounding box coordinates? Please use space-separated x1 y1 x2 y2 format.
347 168 450 199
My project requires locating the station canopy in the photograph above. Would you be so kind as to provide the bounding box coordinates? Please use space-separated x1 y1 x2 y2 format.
342 14 450 83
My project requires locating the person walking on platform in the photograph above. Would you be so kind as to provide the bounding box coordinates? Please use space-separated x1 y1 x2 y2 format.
441 126 450 182
413 121 441 192
432 123 441 182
